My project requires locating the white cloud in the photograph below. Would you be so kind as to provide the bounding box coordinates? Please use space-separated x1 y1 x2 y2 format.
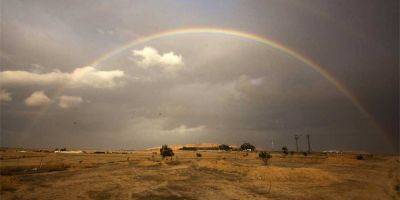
169 125 206 134
233 75 271 103
133 46 184 72
235 75 262 95
68 66 124 88
0 70 69 86
25 91 51 107
58 95 83 109
96 28 115 35
0 66 124 88
0 89 12 102
127 117 205 136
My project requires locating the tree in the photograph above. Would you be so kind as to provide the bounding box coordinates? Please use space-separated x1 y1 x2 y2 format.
218 144 231 151
282 146 288 155
160 145 174 159
240 143 255 151
258 151 272 165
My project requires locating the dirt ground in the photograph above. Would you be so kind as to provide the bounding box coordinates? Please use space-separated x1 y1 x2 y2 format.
0 149 399 200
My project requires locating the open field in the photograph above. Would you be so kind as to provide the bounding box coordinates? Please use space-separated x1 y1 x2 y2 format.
0 149 399 200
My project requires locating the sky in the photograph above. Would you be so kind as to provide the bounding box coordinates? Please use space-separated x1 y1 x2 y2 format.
0 0 398 153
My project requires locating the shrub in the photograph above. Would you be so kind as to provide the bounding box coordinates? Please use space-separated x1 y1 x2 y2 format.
356 154 364 160
302 152 308 156
160 145 174 159
240 143 255 151
196 153 202 157
258 151 272 165
282 146 288 155
218 144 231 151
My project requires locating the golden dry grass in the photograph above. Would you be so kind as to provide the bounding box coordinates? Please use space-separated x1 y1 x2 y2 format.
0 149 399 200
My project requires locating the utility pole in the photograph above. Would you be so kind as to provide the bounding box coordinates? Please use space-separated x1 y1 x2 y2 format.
306 134 311 153
294 134 299 152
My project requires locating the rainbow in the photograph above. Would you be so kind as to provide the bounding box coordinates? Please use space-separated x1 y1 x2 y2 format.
32 28 388 144
90 28 382 131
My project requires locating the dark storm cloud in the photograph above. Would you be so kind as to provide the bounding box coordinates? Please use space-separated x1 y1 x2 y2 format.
0 0 397 153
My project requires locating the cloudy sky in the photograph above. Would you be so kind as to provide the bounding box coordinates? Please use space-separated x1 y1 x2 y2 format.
0 0 398 153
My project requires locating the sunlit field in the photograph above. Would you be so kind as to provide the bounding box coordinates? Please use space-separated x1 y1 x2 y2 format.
1 148 399 200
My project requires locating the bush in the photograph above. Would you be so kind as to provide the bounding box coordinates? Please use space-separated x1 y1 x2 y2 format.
218 144 231 151
160 145 174 159
302 152 308 156
356 154 364 160
240 143 255 151
282 146 288 155
196 153 202 157
258 151 272 165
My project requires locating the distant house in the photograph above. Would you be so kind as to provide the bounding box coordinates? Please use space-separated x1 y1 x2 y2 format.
244 149 253 152
54 150 83 154
322 150 342 154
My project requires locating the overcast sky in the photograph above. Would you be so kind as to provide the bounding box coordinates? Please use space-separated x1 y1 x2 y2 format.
0 0 398 153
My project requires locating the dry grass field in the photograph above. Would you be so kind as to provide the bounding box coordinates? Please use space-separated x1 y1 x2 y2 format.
0 149 399 200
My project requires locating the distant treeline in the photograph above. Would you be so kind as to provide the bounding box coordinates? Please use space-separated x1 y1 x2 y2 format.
179 146 218 151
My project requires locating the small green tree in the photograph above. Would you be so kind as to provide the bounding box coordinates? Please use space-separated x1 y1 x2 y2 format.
160 145 174 159
240 143 255 151
282 146 288 155
218 144 231 151
258 151 272 165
